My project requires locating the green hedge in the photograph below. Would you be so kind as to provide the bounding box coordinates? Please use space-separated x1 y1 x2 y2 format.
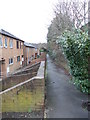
58 29 90 93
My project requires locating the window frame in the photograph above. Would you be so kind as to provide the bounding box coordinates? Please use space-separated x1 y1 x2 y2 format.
9 58 13 65
9 39 13 48
5 37 7 48
17 56 20 62
0 36 3 48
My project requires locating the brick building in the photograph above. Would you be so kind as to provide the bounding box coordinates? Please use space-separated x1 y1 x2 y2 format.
0 29 24 78
24 42 39 66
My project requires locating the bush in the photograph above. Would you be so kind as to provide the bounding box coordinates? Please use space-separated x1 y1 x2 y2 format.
57 28 90 93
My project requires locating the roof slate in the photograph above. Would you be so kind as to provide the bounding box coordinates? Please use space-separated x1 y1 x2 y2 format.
0 29 24 42
24 42 35 48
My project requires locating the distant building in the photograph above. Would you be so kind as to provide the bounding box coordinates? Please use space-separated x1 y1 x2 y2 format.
24 42 39 66
0 29 24 78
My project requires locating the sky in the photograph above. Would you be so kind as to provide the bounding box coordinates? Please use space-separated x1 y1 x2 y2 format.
0 0 59 43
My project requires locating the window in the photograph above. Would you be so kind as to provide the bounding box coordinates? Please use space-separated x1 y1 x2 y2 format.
9 39 13 48
20 42 21 49
0 36 3 47
16 41 19 49
9 58 13 65
17 56 20 62
5 38 7 48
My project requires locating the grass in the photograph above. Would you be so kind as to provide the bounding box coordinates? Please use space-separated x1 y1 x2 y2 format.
2 81 44 112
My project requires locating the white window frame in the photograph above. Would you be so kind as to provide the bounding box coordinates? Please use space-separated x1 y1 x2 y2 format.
0 36 3 48
9 39 13 48
5 37 7 48
9 58 13 65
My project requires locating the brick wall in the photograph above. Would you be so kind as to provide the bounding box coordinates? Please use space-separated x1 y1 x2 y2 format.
0 34 24 77
1 62 40 91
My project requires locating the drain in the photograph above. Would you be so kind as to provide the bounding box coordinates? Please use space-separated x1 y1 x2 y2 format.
82 101 90 111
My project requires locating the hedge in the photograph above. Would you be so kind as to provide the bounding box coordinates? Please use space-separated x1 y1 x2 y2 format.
57 28 90 93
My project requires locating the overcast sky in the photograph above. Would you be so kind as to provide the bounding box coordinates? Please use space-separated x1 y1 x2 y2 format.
0 0 59 43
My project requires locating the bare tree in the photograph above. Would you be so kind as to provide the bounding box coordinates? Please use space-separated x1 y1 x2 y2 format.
47 0 89 67
54 0 88 28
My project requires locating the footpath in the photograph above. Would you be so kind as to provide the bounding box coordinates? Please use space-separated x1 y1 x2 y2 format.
45 55 88 118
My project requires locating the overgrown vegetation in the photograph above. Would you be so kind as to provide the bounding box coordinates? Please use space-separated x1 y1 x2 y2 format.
2 79 44 112
47 0 89 94
57 28 90 93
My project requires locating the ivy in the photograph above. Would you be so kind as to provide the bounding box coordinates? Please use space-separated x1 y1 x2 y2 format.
57 28 90 94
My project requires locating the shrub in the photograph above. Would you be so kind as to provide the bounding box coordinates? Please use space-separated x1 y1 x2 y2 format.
57 28 90 93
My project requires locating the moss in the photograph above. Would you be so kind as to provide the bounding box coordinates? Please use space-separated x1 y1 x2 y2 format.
2 84 44 112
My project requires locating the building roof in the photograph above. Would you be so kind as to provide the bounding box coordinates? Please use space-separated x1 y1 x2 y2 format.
0 29 24 42
24 42 35 48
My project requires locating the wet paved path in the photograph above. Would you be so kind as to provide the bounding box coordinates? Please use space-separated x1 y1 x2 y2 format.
45 55 88 118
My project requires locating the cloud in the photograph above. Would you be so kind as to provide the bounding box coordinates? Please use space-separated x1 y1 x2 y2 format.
0 0 58 43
